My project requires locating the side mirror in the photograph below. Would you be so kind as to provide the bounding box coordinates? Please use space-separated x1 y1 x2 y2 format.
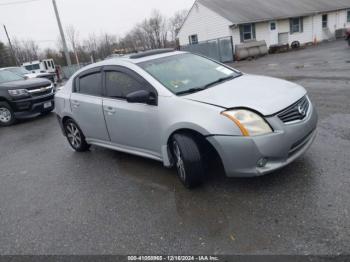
126 90 157 105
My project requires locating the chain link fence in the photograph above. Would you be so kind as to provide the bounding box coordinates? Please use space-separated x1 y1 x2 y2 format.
61 63 90 80
180 36 234 63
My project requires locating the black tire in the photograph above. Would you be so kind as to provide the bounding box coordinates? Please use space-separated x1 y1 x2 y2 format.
0 102 16 127
63 119 90 152
171 133 205 188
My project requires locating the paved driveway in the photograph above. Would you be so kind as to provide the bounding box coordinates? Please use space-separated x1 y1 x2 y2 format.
0 40 349 255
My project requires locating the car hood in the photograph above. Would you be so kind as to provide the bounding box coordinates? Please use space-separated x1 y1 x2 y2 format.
184 74 307 116
0 78 51 90
25 73 54 78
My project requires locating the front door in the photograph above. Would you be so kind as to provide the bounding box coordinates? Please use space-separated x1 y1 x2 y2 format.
269 21 279 45
102 66 161 158
70 67 110 141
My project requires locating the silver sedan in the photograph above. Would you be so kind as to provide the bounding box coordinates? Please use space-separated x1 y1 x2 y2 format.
55 49 318 188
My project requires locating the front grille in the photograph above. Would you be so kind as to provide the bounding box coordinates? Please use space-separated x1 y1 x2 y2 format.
278 96 310 123
27 85 53 97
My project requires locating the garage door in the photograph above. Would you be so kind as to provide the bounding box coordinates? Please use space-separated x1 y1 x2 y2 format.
278 32 289 44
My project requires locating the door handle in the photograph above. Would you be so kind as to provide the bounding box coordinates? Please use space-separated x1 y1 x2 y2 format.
104 106 116 114
71 100 80 108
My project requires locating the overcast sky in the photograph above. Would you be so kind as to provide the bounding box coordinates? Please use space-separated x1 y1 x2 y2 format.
0 0 194 49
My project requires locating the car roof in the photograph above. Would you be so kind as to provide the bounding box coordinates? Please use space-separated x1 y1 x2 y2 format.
70 50 189 79
107 50 188 64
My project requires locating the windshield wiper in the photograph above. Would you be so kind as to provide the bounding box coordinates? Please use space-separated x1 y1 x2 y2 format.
203 75 236 89
176 87 206 95
176 74 240 96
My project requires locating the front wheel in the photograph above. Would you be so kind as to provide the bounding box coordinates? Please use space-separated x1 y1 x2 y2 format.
0 102 16 127
64 119 90 152
171 134 205 188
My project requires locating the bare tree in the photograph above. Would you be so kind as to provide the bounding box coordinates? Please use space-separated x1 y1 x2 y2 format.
169 9 188 43
66 25 80 66
0 41 14 67
12 38 39 63
5 8 190 67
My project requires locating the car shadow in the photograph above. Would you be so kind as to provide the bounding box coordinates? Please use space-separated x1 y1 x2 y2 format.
99 144 318 195
10 112 55 127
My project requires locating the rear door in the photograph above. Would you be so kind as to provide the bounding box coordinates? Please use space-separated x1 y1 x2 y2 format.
102 66 161 157
70 67 110 141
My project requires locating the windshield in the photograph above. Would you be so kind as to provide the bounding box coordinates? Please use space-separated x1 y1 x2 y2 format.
7 67 30 76
24 64 40 71
138 53 241 95
0 70 25 84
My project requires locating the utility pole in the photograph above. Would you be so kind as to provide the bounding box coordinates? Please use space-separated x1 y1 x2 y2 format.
3 25 19 66
52 0 71 66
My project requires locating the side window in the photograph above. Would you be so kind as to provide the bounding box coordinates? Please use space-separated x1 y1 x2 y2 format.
105 71 146 99
290 17 303 34
270 21 276 31
78 72 102 96
322 14 328 28
189 34 198 45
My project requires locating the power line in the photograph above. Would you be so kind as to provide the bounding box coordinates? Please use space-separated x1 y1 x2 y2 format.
0 0 41 6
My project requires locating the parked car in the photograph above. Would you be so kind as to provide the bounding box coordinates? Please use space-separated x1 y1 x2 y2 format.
55 49 318 188
0 70 55 126
1 67 57 86
346 28 350 46
22 59 57 84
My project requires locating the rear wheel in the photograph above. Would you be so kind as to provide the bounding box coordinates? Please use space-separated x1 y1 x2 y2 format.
171 134 205 188
64 119 90 152
0 102 16 127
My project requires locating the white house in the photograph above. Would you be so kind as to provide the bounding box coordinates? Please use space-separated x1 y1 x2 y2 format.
178 0 350 48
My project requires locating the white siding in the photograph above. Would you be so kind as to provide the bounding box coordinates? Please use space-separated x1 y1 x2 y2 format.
232 10 350 48
256 22 272 46
177 2 232 46
289 16 314 44
231 27 241 46
179 4 350 48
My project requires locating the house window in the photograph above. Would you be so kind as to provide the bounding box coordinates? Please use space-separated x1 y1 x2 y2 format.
270 22 276 31
290 17 303 33
347 10 350 22
240 23 256 42
322 14 328 28
189 34 198 45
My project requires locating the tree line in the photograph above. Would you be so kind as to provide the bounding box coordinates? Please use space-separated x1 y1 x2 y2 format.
0 9 187 68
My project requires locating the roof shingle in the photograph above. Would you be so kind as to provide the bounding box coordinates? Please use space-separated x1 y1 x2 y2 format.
198 0 350 24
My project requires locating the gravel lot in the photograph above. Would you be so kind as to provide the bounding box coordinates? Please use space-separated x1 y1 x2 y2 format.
0 40 349 255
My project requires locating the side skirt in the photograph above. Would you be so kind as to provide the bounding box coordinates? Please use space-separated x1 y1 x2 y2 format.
86 138 163 163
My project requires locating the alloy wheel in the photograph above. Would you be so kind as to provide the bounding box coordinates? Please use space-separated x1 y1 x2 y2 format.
173 141 186 181
0 107 12 123
66 122 82 149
